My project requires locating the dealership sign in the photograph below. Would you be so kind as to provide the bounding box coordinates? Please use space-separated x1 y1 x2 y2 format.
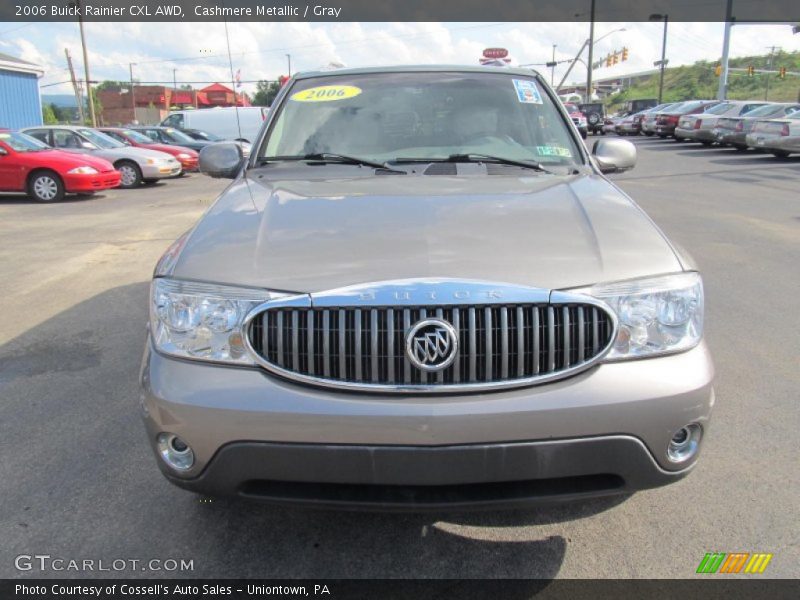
480 47 512 65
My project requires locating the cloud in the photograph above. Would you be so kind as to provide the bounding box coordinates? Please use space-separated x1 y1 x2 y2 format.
8 20 798 96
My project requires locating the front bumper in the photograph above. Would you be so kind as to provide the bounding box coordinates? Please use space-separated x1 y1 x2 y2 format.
63 171 121 192
141 163 182 179
140 338 715 507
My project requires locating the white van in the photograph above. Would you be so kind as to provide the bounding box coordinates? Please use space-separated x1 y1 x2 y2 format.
160 107 268 143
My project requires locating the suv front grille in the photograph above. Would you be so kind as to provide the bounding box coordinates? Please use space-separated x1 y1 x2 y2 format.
247 300 614 392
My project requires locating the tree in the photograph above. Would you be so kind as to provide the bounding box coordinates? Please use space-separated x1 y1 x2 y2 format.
96 80 126 91
252 80 282 107
42 103 58 124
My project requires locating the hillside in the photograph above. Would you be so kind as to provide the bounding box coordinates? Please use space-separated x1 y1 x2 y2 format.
607 50 800 109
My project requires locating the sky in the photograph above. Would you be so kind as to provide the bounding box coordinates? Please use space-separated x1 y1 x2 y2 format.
2 21 798 97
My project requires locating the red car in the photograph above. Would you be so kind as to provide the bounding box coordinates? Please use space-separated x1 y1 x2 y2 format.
99 127 199 172
0 130 120 202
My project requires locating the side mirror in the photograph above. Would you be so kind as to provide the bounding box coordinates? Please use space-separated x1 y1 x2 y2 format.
199 142 244 179
592 138 636 174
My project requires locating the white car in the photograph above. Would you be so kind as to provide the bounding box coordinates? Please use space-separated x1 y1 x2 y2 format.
745 112 800 157
161 107 268 144
23 126 181 188
675 101 768 144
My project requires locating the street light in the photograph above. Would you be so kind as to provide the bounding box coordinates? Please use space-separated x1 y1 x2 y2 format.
650 13 669 104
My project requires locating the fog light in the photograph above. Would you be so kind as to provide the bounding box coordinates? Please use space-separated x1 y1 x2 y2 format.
157 433 194 471
667 423 702 463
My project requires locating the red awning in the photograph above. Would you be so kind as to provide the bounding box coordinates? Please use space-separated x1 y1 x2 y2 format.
172 91 193 104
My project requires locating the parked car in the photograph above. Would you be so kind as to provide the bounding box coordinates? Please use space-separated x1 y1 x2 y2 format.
715 103 800 150
161 106 268 143
99 127 199 172
640 103 681 136
615 110 647 136
579 102 606 135
563 102 588 138
0 130 120 202
129 126 212 152
180 128 223 142
142 65 713 508
745 112 800 157
622 98 659 114
22 126 181 188
674 101 768 144
602 116 620 135
655 101 719 138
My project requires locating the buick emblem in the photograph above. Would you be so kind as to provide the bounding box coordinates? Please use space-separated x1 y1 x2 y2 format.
405 318 458 372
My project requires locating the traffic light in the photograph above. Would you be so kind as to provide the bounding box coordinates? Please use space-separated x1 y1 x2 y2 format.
621 47 629 61
747 65 755 76
605 55 612 68
714 64 722 76
778 66 787 79
611 52 619 65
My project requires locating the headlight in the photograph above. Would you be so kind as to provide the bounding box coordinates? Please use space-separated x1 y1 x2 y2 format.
576 272 704 360
67 166 98 175
176 153 192 159
150 278 283 365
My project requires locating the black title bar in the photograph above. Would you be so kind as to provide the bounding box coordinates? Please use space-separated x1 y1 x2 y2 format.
3 0 800 22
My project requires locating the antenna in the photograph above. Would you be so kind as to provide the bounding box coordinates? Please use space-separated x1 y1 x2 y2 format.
223 16 243 142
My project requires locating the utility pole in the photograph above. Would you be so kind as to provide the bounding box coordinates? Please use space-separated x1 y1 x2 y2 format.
556 39 589 93
551 45 557 86
129 62 136 122
75 0 96 125
286 54 292 76
649 13 669 104
585 0 595 103
64 48 85 123
764 46 779 100
173 68 177 89
718 0 733 100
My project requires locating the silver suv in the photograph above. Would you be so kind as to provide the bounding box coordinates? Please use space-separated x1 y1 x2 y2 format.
141 66 714 509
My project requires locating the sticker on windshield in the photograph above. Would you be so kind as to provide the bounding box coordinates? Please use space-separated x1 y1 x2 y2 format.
536 145 572 157
512 79 543 104
290 85 362 103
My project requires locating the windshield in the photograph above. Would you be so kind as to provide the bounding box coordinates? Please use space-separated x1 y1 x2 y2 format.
163 128 196 143
0 131 50 152
77 128 124 149
121 129 155 144
261 71 582 166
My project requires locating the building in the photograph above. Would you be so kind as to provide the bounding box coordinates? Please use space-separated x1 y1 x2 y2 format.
98 82 251 126
0 52 44 129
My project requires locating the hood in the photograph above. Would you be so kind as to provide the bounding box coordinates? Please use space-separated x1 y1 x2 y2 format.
115 146 177 160
39 149 115 171
171 171 683 293
153 144 197 156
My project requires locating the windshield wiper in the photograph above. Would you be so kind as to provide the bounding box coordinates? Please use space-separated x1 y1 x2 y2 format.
394 154 553 173
261 153 404 173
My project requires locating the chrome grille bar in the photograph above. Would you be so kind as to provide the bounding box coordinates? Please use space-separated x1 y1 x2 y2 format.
248 298 614 392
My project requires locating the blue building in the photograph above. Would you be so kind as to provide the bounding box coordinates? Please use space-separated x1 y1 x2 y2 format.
0 52 44 129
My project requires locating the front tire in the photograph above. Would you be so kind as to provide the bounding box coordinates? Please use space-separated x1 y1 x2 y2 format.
28 171 64 203
116 161 142 189
771 150 790 158
644 131 654 137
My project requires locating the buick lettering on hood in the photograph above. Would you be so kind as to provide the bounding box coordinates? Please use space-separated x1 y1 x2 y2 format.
141 66 714 510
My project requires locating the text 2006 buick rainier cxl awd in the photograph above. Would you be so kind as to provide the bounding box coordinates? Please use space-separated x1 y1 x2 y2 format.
140 66 714 510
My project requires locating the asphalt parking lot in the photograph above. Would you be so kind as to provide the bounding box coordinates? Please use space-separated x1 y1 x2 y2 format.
1 139 798 580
